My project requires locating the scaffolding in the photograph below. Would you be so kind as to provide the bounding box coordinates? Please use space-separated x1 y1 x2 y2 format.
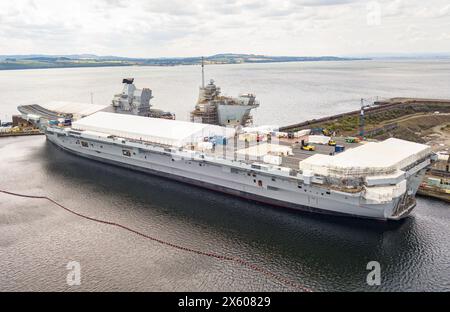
299 138 432 179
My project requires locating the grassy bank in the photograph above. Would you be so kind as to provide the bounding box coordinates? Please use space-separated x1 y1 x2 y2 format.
282 98 450 144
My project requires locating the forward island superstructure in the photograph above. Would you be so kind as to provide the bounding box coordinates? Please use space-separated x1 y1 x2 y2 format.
17 78 175 127
40 110 434 221
111 78 175 119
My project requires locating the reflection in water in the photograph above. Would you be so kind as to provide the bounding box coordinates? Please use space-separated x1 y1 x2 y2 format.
0 132 448 292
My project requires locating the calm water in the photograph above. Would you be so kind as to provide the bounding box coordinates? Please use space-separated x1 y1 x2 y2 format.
1 60 450 125
0 61 449 291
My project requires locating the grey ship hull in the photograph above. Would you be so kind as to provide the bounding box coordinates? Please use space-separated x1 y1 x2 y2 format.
48 137 379 219
46 129 426 221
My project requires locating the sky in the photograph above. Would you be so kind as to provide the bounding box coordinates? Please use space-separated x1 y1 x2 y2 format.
0 0 449 57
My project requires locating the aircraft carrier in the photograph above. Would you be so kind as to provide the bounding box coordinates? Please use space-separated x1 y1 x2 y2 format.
16 69 436 221
15 100 435 221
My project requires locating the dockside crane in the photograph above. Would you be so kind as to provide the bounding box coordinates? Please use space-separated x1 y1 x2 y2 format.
359 98 373 138
201 56 205 88
447 153 449 173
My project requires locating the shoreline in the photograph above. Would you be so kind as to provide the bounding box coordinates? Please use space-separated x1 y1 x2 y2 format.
0 58 370 71
418 189 450 203
0 131 43 137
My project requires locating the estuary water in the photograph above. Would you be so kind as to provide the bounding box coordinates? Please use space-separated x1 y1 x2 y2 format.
1 59 450 125
0 60 449 291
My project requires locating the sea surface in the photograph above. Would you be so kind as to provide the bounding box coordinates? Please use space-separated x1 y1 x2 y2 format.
0 60 449 291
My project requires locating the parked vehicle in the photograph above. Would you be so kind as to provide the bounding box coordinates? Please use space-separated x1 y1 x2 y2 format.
346 137 361 143
301 144 316 151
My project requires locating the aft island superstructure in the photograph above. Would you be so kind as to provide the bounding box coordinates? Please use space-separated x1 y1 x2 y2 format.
190 58 259 127
43 111 434 221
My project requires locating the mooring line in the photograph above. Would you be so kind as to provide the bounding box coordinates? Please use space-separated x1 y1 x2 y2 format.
0 189 312 292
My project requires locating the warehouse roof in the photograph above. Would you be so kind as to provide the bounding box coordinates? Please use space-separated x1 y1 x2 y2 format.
72 112 235 147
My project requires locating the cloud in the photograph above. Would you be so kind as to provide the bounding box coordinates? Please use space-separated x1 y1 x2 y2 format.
0 0 449 57
294 0 360 6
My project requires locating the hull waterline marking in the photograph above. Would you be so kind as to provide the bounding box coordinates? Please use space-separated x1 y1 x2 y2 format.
0 189 312 292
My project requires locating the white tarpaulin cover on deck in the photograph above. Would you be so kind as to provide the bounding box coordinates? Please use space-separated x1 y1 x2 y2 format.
72 112 235 147
299 138 432 177
42 101 109 117
237 143 293 157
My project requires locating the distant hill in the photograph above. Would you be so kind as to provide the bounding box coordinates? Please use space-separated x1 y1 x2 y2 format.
343 52 450 60
0 53 369 70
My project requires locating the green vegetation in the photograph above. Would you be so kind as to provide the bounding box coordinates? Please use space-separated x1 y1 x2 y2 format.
0 58 134 70
285 101 450 143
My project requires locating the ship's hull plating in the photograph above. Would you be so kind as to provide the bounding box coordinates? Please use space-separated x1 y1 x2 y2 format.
46 131 421 221
217 105 254 126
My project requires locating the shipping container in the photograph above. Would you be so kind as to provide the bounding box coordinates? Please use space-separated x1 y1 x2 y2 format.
308 135 330 145
198 142 214 150
214 135 227 145
238 133 258 141
263 155 282 166
427 177 441 187
294 129 311 138
335 145 345 153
